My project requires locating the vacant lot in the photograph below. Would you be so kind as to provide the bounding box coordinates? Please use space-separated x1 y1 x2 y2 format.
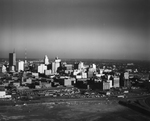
0 100 150 121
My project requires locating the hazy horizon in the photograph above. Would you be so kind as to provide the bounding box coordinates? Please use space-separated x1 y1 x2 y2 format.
0 0 149 60
0 57 150 62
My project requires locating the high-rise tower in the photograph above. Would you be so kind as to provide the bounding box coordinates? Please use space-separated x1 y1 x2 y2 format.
44 55 49 65
9 50 16 66
52 57 61 73
18 61 24 72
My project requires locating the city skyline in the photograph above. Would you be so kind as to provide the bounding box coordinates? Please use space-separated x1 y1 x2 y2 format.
0 0 149 60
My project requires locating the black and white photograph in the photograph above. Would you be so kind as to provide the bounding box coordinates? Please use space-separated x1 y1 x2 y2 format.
0 0 149 121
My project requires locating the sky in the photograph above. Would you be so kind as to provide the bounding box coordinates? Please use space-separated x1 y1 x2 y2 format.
0 0 149 60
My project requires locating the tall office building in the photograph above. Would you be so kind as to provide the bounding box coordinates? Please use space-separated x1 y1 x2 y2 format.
18 61 24 72
51 57 61 74
55 57 61 73
44 55 49 65
9 52 16 66
52 62 55 74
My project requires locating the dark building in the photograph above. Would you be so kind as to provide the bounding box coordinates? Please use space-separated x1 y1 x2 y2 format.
47 64 52 70
76 80 87 89
119 72 131 88
9 52 16 66
119 72 124 87
74 62 79 70
124 79 131 88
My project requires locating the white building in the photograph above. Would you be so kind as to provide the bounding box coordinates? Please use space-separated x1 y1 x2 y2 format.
104 69 112 73
38 64 47 74
90 64 96 71
52 57 61 74
81 72 87 78
26 78 32 84
45 70 52 76
0 91 6 98
89 64 96 72
0 86 6 98
76 75 82 79
55 57 61 72
78 62 84 70
88 67 95 72
44 55 49 65
124 72 129 80
64 78 72 86
2 65 7 73
99 69 104 74
52 62 55 74
18 61 24 72
107 75 111 80
91 64 96 70
108 80 113 88
32 73 39 78
9 66 15 72
114 76 120 87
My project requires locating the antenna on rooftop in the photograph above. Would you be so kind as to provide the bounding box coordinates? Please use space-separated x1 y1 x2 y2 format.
13 48 15 53
24 48 27 63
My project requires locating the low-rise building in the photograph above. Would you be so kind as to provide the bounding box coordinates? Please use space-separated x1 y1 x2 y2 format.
45 70 52 76
32 73 39 78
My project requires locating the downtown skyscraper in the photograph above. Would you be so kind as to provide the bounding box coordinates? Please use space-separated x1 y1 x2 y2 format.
9 52 16 66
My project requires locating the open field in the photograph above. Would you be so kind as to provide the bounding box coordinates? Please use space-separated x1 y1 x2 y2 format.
0 99 150 121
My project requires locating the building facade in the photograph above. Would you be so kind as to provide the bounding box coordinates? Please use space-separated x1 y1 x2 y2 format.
9 52 16 66
18 61 24 72
52 57 61 74
38 64 47 74
44 55 49 65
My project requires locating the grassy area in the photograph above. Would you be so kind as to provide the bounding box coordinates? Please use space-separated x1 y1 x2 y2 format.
0 100 150 121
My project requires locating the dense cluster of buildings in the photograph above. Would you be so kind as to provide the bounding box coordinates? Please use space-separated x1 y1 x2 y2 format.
0 51 149 99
